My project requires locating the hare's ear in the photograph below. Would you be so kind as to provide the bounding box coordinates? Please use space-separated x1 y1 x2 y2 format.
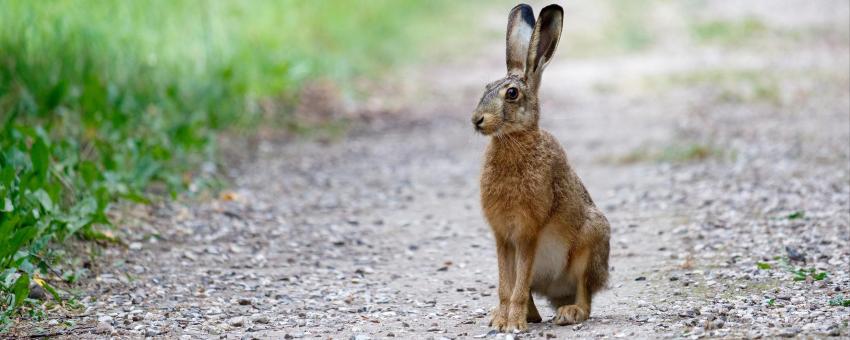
525 4 563 86
506 4 535 76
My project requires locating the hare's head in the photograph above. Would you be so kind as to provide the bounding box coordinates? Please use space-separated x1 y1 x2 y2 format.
472 4 563 136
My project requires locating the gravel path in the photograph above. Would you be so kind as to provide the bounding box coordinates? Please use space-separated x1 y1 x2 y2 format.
11 1 849 339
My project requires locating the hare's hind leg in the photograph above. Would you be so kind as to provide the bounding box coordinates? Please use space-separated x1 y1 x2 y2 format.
554 212 610 325
553 247 591 325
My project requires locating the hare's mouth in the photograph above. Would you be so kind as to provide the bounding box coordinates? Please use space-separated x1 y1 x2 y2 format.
473 113 504 135
475 121 502 136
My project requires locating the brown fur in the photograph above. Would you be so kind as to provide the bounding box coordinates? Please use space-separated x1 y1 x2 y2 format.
471 4 610 332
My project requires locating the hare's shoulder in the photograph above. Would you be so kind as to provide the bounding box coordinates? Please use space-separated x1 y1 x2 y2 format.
537 129 571 167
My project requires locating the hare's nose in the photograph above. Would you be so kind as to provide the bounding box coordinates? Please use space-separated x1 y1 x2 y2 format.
474 116 485 128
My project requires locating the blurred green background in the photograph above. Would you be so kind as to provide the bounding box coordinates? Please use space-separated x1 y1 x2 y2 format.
0 0 461 322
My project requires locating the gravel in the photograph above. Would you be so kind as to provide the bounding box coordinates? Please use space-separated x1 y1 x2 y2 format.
9 1 849 338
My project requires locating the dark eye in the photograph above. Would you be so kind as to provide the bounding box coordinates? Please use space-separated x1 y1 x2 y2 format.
505 87 519 100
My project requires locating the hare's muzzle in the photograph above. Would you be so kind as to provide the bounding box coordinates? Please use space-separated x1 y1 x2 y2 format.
471 110 499 135
472 112 494 134
474 116 485 130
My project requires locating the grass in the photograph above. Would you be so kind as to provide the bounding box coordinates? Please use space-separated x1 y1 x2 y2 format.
561 0 655 57
607 0 655 52
644 69 782 105
688 16 837 49
786 211 805 220
607 143 729 165
758 256 830 282
829 295 850 307
683 274 781 303
691 17 768 45
0 0 462 326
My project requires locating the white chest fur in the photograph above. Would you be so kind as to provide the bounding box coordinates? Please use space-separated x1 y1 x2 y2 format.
531 226 568 286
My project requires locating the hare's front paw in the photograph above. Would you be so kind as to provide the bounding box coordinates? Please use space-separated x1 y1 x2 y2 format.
503 306 529 332
505 317 528 332
554 305 589 325
489 309 509 331
490 307 508 332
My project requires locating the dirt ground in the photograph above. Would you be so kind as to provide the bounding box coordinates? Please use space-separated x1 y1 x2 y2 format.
9 0 850 339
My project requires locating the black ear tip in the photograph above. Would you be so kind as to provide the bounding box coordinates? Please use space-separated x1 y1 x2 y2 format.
511 4 536 26
541 4 564 16
539 4 564 24
512 3 533 12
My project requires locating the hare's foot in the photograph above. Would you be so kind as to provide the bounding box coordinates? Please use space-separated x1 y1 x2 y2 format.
554 305 589 325
504 302 529 332
505 314 528 332
489 307 509 331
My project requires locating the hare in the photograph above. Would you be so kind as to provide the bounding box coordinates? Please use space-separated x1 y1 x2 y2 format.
471 4 610 332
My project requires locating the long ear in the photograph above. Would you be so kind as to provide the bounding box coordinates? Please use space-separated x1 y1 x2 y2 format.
525 4 563 86
506 4 535 76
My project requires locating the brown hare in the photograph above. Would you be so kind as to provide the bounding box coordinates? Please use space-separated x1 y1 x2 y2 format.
471 3 611 332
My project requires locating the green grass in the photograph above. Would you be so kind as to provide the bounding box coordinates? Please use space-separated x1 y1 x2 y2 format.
644 69 782 105
829 295 850 307
607 0 654 52
758 257 830 283
606 143 729 165
0 0 460 325
561 0 655 57
691 17 768 45
786 211 805 220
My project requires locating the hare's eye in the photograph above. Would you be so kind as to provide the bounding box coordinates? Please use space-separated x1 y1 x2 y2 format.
505 87 519 100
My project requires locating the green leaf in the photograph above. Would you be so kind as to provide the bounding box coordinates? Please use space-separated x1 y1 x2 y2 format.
62 272 78 284
31 189 55 213
2 197 12 212
0 215 19 244
828 296 849 307
786 211 804 220
72 196 97 217
30 137 49 184
12 274 30 309
78 161 100 186
756 262 771 270
94 186 110 213
0 166 15 187
122 191 150 204
0 225 37 262
69 217 92 237
17 258 35 275
79 228 119 243
813 272 827 281
0 268 15 285
34 278 61 302
45 80 67 110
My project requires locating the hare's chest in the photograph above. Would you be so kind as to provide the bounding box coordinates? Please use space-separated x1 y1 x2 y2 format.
480 164 546 200
480 169 551 226
531 226 570 291
480 178 536 219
